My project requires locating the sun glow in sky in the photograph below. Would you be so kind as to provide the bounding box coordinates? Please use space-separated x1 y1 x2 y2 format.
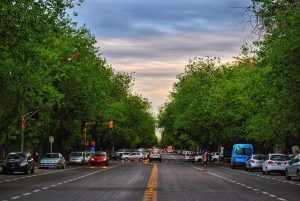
71 0 253 116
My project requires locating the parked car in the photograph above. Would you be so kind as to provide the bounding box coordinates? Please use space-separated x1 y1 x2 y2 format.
69 152 89 165
121 152 144 161
108 152 118 160
245 154 266 171
149 149 162 162
262 154 287 175
184 153 195 162
285 154 300 181
39 153 66 169
90 152 109 166
211 152 220 162
116 150 131 159
194 153 203 162
2 152 34 175
231 144 254 168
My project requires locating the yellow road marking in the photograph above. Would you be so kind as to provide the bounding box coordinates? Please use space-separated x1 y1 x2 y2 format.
143 163 158 201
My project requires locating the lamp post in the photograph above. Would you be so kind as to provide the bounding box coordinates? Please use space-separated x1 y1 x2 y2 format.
20 108 38 152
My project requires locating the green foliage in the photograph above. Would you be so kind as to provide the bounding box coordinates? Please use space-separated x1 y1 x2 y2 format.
159 0 300 152
0 0 156 155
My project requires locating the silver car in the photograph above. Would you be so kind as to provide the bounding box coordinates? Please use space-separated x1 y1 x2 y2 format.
121 152 144 161
245 154 266 171
39 153 66 169
285 154 300 181
69 152 88 165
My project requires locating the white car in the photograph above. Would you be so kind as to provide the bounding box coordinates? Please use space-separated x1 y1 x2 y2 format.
149 149 162 162
121 152 144 161
194 153 203 162
262 154 287 175
184 154 195 162
285 154 300 181
210 152 220 162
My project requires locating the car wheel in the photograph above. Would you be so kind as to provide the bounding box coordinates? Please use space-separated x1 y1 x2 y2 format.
62 164 65 169
30 167 34 174
139 158 142 162
24 167 29 175
265 168 269 175
124 157 129 161
285 170 291 180
57 165 60 169
198 159 202 162
245 165 248 171
248 165 252 172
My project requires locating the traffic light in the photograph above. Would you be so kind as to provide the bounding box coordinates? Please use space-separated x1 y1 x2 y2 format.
109 120 113 128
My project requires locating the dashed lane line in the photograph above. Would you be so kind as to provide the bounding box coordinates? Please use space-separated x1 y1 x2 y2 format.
1 163 127 201
220 167 300 187
185 164 289 201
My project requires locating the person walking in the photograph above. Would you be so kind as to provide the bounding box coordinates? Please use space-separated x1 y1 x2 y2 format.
203 150 209 171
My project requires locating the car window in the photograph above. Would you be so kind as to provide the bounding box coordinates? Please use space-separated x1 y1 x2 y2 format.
71 152 83 156
270 155 287 161
7 153 26 160
253 155 265 160
236 148 252 156
95 152 106 156
43 153 59 158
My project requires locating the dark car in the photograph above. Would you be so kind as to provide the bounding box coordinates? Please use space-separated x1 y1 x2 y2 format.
90 152 109 166
2 152 35 175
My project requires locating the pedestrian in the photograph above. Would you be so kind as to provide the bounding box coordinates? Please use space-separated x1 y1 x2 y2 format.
203 150 209 171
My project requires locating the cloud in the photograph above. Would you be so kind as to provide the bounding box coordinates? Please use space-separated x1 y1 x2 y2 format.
70 0 253 115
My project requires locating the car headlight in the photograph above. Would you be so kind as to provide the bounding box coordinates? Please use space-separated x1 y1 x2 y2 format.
20 161 28 166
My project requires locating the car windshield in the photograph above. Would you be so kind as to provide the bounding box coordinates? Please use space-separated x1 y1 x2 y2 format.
253 155 265 160
43 154 59 158
71 152 83 156
7 153 26 160
236 148 252 156
95 152 106 156
270 155 287 161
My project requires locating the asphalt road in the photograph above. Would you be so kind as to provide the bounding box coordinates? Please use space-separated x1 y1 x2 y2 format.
0 154 299 201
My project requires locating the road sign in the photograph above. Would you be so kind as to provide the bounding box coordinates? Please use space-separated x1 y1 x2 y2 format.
49 136 54 143
49 136 54 153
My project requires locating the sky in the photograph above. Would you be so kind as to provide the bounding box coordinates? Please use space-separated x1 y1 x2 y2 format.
71 0 253 116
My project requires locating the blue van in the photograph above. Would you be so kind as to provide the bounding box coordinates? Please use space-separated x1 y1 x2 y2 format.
231 144 253 169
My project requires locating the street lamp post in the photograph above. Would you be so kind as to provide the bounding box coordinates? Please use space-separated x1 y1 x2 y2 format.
20 109 38 152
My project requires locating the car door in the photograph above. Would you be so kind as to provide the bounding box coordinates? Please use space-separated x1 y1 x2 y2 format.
290 157 300 176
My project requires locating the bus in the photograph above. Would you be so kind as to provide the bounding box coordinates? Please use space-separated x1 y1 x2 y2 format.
231 144 253 169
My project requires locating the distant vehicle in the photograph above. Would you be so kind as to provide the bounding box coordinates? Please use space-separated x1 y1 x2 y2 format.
285 154 300 181
184 153 195 162
194 153 203 162
116 149 131 159
90 152 109 166
69 152 89 165
39 153 66 169
262 154 287 175
245 154 266 171
149 149 162 162
211 152 220 162
108 152 118 160
2 152 34 175
121 152 144 161
231 144 253 169
137 148 146 152
166 145 174 153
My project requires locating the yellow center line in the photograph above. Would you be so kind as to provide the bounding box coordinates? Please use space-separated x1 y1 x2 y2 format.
143 163 158 201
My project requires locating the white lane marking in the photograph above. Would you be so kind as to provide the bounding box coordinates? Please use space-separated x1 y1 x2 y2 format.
1 163 127 201
277 198 287 201
220 167 299 186
185 164 289 201
22 193 31 196
9 196 20 200
4 180 11 182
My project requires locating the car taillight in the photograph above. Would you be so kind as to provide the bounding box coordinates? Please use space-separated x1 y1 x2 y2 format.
267 160 273 164
91 158 94 161
250 160 255 163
